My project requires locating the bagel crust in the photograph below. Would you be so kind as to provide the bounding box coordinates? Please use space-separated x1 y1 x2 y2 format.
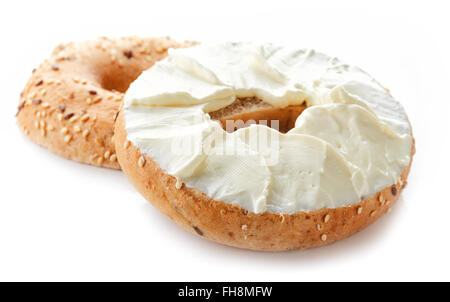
115 110 415 251
16 36 190 169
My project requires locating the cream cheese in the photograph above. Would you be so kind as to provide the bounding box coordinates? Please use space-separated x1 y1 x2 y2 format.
124 42 412 214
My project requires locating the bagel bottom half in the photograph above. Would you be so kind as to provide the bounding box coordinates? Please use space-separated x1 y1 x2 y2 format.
114 102 414 251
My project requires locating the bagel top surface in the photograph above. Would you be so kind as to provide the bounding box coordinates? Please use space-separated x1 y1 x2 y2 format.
123 42 413 214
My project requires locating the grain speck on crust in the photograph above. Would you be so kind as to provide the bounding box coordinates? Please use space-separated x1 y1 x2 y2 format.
95 138 104 147
357 206 363 215
16 101 26 116
80 114 90 122
123 50 133 59
58 103 66 113
32 99 42 105
324 214 330 223
321 234 327 241
64 113 74 120
64 134 72 143
138 155 146 168
378 194 385 205
82 129 90 138
193 226 203 236
391 185 397 196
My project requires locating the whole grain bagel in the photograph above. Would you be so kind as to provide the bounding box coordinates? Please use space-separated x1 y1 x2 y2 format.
16 36 189 169
115 42 415 251
115 101 414 251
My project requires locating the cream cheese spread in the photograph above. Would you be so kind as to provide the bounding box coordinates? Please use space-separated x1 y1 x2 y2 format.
124 42 412 214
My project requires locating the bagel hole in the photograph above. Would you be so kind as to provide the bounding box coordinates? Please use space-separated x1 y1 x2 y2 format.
209 97 306 133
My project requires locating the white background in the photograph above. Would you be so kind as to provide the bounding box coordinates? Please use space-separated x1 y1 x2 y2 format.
1 0 449 281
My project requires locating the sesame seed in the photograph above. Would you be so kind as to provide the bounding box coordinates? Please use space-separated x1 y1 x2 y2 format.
92 97 102 104
317 224 322 231
95 138 104 147
111 135 115 143
57 113 63 121
88 90 97 95
107 95 114 100
321 234 327 241
81 79 87 85
32 99 42 105
398 177 404 187
73 78 80 84
241 224 247 230
74 125 81 133
41 90 47 96
41 111 47 117
39 120 46 128
47 79 54 85
86 98 92 105
51 64 60 71
175 177 182 189
80 114 90 122
378 195 385 205
55 80 62 86
40 129 46 137
82 129 90 138
109 154 117 162
34 121 39 129
41 102 50 109
138 156 146 167
357 207 363 215
370 210 377 217
104 151 111 159
60 127 69 135
64 134 72 143
36 111 41 118
35 79 43 86
324 214 330 223
47 124 55 131
97 157 104 165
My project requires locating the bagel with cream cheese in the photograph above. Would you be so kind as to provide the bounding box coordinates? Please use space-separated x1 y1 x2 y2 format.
115 42 415 251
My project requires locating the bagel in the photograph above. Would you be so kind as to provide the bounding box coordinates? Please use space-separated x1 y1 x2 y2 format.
16 36 190 169
115 42 415 251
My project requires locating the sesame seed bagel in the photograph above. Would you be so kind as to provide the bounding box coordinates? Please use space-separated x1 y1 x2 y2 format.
16 36 190 169
114 102 415 251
